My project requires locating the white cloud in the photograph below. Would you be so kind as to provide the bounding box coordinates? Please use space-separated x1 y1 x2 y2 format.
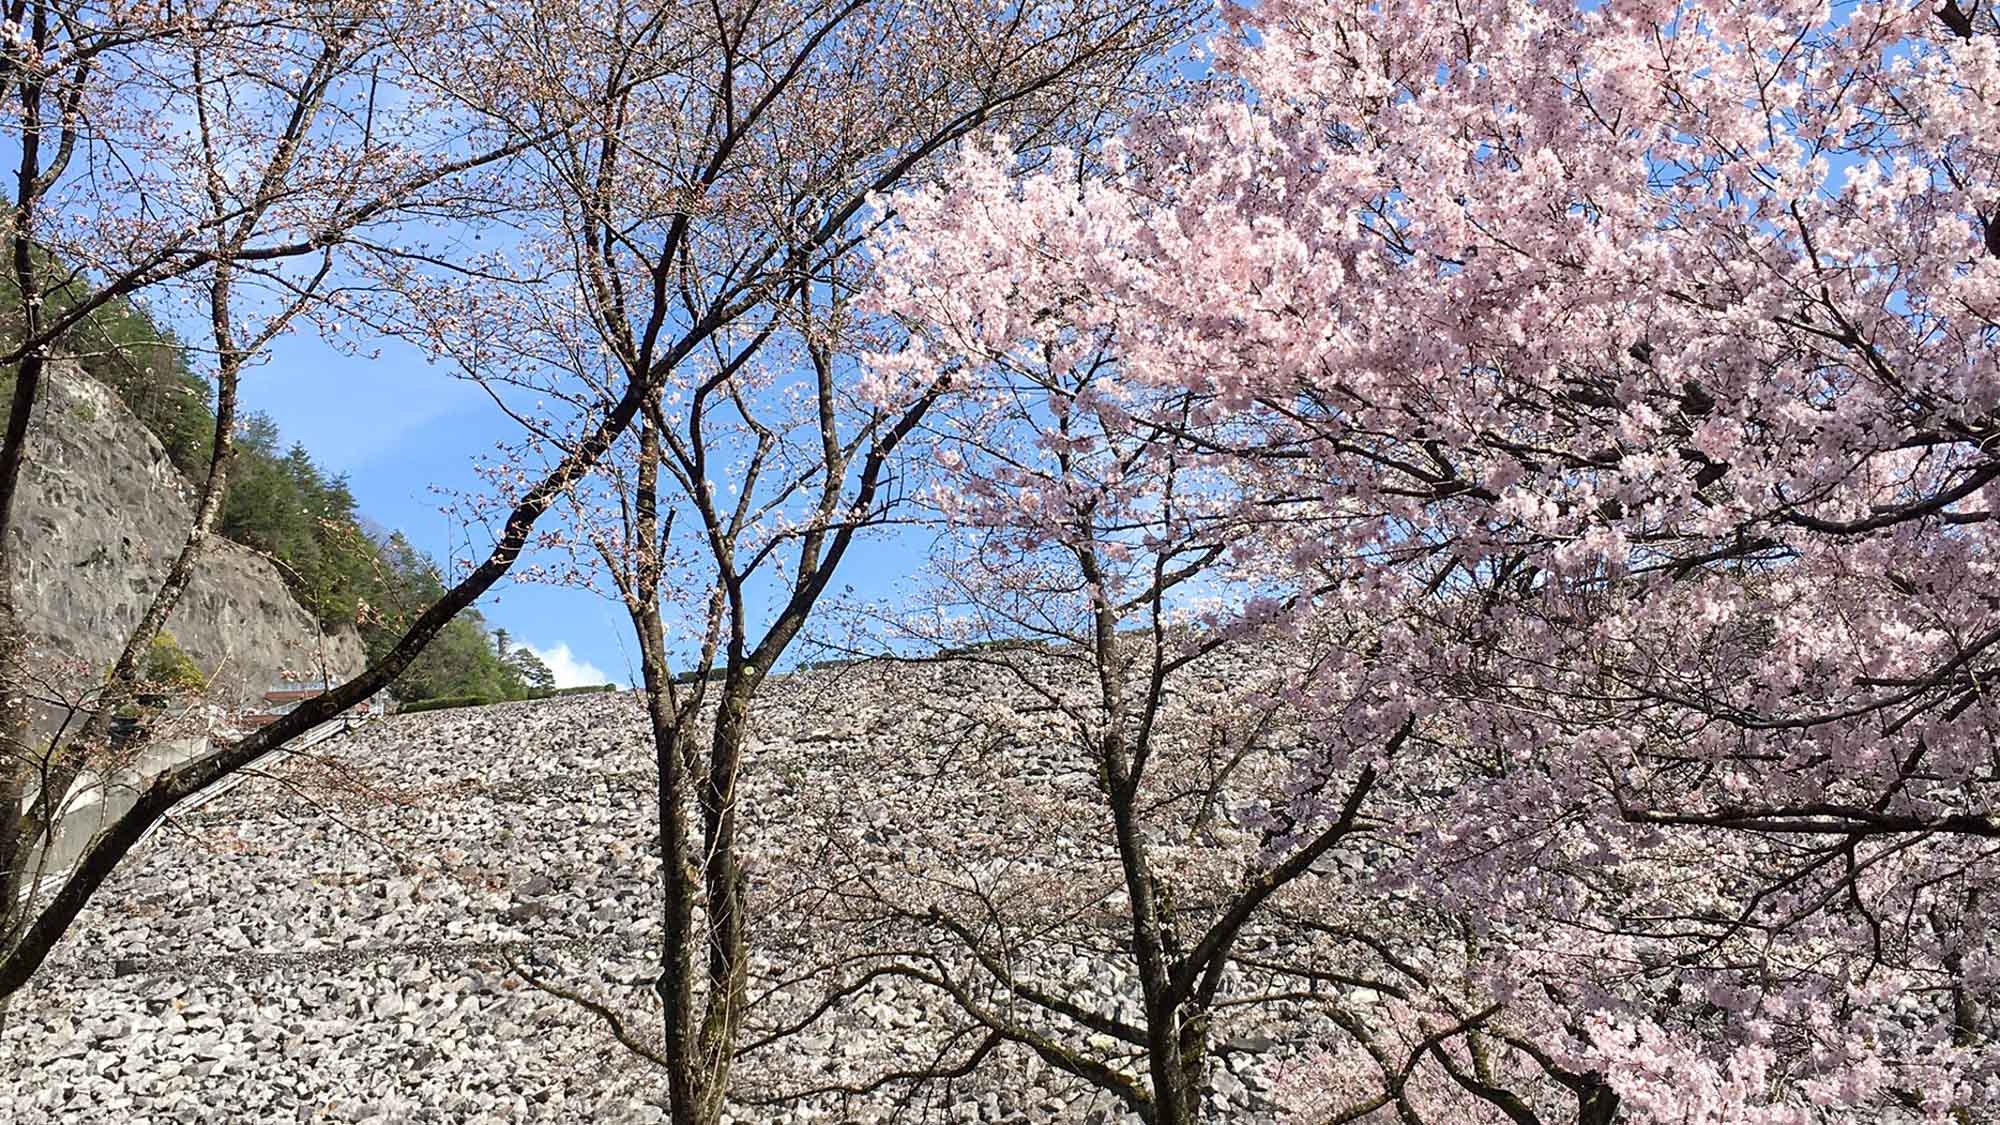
519 641 611 689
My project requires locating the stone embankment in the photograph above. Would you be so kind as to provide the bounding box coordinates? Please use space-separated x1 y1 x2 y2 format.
1 663 1319 1124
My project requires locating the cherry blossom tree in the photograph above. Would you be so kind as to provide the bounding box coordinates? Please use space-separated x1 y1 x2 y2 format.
859 0 2000 1118
433 3 1197 1120
756 328 1434 1124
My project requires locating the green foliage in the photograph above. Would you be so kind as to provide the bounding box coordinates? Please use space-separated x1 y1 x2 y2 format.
141 632 206 695
672 667 730 685
217 419 383 630
0 248 214 475
503 643 557 694
76 310 212 476
362 533 543 706
397 694 505 715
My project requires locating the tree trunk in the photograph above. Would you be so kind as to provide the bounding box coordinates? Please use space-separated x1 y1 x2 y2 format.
11 327 247 895
692 680 753 1124
0 583 33 952
1577 1077 1619 1125
633 650 752 1125
644 669 705 1125
1082 569 1209 1125
0 176 52 949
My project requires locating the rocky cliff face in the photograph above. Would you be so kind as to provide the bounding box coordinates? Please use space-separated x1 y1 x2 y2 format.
8 365 364 710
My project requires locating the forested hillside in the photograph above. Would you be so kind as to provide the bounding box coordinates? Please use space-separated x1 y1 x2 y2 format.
4 269 562 707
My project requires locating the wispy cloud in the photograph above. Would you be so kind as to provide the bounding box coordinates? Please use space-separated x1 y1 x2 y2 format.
520 642 611 689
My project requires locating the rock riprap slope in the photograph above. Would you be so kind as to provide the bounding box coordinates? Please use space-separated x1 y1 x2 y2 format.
0 658 1350 1124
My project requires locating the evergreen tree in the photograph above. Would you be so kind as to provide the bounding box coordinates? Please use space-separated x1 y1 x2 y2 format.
504 645 555 694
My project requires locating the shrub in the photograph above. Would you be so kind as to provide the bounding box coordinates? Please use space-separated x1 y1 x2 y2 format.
398 694 503 715
140 632 206 696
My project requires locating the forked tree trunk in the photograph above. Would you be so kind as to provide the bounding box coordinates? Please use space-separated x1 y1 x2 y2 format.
621 406 752 1125
635 649 755 1125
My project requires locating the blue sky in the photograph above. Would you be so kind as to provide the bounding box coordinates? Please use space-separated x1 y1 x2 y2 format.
236 326 928 688
238 329 647 687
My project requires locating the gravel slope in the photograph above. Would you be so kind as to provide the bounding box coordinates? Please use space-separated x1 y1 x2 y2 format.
1 662 1312 1124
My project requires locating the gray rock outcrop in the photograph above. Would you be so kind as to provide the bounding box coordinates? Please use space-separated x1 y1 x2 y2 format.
7 364 364 710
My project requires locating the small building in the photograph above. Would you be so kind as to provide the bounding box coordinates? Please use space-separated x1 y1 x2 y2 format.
239 679 390 729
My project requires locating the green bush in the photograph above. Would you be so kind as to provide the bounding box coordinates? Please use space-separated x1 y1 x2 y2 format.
141 632 206 696
398 694 504 715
